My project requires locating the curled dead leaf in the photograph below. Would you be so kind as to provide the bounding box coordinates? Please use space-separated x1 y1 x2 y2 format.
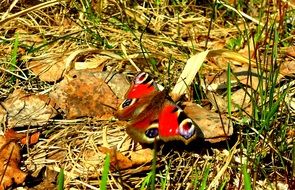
4 129 40 145
184 102 233 143
99 147 154 171
1 89 57 127
26 57 66 82
99 147 133 170
0 134 27 189
129 148 153 166
49 70 118 119
281 60 295 76
0 105 6 128
286 46 295 57
171 50 209 101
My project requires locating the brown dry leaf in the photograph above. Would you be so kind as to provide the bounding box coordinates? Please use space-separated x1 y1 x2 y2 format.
49 70 118 119
286 46 295 57
99 147 133 170
26 57 67 82
4 129 40 145
206 88 252 114
208 49 253 68
184 102 233 143
287 129 295 138
171 50 209 101
231 88 252 110
82 150 105 171
1 89 57 127
28 168 57 190
129 148 153 166
75 56 109 71
89 72 130 100
0 134 27 190
238 38 256 59
280 60 295 76
206 92 228 113
26 49 111 82
0 105 6 125
20 132 40 145
204 64 269 91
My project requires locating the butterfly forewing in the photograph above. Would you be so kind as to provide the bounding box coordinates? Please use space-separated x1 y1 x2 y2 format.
117 72 197 144
125 72 158 99
116 72 159 120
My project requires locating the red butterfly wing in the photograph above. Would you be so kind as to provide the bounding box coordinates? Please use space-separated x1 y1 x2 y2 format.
116 72 160 120
125 72 158 99
117 72 197 144
158 101 197 144
117 72 165 143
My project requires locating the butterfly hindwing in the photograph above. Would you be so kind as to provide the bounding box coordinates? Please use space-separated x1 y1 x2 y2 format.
116 72 197 144
158 101 197 144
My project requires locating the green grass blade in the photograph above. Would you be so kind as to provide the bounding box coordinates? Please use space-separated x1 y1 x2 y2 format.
192 168 200 190
161 160 171 190
199 165 210 190
150 142 157 190
292 140 295 178
100 154 111 190
227 62 232 117
10 33 19 81
219 180 227 190
140 142 158 189
57 168 64 190
242 164 252 190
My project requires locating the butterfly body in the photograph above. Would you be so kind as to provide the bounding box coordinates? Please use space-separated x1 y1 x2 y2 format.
116 72 197 144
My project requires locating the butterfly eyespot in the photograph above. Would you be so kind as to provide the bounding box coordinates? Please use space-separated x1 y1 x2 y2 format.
145 128 159 138
120 98 137 109
179 119 195 139
135 72 153 84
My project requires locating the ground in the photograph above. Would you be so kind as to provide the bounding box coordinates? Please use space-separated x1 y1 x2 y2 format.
0 0 294 189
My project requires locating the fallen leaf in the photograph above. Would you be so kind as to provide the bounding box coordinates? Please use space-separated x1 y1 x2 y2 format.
231 88 252 110
99 147 133 170
99 146 154 171
1 89 57 127
208 49 253 67
206 88 252 114
26 167 57 190
26 57 67 82
184 102 233 143
286 46 295 57
4 129 40 145
26 49 110 82
0 134 27 190
81 150 106 171
75 56 109 71
129 148 153 165
203 64 261 91
0 105 6 127
280 60 295 76
20 132 40 145
287 129 295 138
171 50 209 101
238 38 256 59
89 72 130 100
49 70 118 119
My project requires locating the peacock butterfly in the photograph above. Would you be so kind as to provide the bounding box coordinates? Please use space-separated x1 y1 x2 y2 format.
116 72 197 145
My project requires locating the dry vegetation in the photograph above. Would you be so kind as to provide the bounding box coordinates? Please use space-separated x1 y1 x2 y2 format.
0 0 294 189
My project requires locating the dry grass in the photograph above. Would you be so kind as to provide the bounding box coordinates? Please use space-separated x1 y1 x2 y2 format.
0 0 294 189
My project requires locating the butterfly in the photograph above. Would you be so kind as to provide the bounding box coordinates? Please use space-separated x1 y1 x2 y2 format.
116 72 198 145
